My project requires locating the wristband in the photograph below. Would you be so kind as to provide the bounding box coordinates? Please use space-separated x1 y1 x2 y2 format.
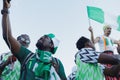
1 9 9 14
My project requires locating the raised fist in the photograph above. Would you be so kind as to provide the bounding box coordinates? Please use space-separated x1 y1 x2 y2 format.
3 0 11 9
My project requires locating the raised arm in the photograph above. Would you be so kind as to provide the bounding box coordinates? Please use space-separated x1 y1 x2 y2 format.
98 53 120 65
1 0 20 54
88 26 100 44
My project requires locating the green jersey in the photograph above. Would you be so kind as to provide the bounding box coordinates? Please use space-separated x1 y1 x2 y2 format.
15 46 66 80
0 52 20 80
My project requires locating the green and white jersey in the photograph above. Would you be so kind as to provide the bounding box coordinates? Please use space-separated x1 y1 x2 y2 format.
75 48 105 80
0 52 20 80
98 35 115 52
15 46 66 80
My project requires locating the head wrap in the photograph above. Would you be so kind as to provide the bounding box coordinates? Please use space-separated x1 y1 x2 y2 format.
46 33 60 54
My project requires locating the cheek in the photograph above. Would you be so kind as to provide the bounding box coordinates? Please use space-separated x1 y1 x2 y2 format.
36 42 42 48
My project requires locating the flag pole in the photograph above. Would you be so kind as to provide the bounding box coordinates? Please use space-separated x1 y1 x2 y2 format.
88 18 91 27
86 6 91 27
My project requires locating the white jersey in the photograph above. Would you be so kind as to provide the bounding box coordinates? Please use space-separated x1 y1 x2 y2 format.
98 35 114 52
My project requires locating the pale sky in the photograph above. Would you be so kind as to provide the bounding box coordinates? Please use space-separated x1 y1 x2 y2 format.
0 0 120 76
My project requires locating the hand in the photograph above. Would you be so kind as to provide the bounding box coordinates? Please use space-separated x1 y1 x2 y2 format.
6 55 17 65
3 0 11 9
88 26 93 33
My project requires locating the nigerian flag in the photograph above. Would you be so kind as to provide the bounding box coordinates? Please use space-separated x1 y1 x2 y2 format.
87 6 120 31
87 6 104 23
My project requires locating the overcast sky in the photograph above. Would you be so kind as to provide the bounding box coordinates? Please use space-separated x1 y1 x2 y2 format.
0 0 120 76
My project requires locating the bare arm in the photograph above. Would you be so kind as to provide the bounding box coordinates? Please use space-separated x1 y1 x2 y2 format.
98 53 120 77
98 53 120 65
104 64 120 77
88 26 100 44
2 0 20 54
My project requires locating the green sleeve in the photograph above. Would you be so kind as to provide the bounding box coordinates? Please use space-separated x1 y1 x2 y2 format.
14 46 31 64
57 59 67 80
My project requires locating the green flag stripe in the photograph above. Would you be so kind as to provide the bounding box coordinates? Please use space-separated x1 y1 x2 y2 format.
87 6 104 23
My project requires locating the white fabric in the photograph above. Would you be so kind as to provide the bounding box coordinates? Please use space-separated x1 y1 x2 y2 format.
76 48 105 71
76 48 100 64
98 35 115 52
49 66 61 80
67 66 77 80
52 37 60 47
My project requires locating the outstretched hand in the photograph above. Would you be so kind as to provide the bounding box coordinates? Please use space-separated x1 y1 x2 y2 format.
3 0 11 9
88 26 93 33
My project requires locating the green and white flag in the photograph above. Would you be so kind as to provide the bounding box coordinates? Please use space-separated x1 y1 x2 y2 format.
87 6 120 31
87 6 104 24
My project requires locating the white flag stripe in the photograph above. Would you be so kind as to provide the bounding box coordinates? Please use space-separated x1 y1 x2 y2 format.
104 11 119 29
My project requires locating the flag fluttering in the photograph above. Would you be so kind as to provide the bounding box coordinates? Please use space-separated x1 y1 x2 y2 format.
87 6 104 23
87 6 120 31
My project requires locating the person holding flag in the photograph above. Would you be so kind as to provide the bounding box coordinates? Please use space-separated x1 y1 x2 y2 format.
89 25 120 80
87 6 120 80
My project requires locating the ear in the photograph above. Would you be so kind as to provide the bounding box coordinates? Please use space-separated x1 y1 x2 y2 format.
50 43 54 48
85 42 89 47
50 43 54 53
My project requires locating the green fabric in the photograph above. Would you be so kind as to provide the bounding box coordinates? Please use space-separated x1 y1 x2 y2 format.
1 52 20 80
32 49 52 79
45 33 58 54
117 16 120 31
46 33 55 39
15 46 66 80
76 57 104 80
15 46 35 80
105 37 113 46
15 46 31 64
57 59 67 80
36 49 52 63
87 6 104 23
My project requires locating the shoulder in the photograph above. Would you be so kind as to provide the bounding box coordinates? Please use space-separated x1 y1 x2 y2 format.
15 46 32 63
52 57 60 64
52 57 64 67
16 46 31 56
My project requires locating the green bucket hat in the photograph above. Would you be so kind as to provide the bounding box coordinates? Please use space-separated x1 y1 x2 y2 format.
46 33 60 54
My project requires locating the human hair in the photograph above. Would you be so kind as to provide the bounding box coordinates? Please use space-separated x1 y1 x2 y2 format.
76 36 90 50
